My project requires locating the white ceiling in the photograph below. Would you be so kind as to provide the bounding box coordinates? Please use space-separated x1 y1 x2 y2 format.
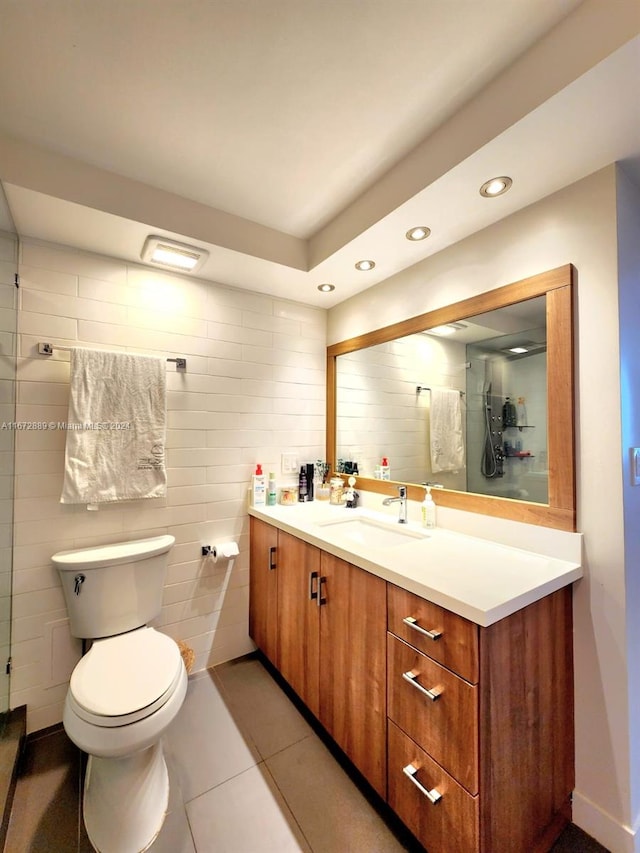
0 0 638 307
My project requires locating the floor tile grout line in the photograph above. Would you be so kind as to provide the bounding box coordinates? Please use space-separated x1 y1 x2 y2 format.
258 754 316 853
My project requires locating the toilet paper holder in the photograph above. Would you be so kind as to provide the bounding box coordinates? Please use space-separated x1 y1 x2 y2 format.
201 542 239 561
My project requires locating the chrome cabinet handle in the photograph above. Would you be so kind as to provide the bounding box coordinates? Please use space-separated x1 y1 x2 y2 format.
402 670 442 702
268 546 276 571
309 571 318 600
403 616 442 641
402 763 442 804
317 576 326 607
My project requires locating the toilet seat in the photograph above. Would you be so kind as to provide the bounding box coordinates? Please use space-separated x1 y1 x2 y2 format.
69 627 184 727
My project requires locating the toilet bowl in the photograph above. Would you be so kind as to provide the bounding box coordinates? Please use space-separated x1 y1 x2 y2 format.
52 535 187 853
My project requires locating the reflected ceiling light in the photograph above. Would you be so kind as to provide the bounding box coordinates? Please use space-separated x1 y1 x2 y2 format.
317 283 335 292
405 226 431 241
479 176 513 198
355 259 375 271
428 322 467 337
141 236 209 273
509 346 529 354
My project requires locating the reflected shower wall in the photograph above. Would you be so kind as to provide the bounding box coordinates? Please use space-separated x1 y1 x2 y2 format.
466 339 548 503
0 232 16 721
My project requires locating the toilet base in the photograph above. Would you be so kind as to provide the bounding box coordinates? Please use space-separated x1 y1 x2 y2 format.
83 741 169 853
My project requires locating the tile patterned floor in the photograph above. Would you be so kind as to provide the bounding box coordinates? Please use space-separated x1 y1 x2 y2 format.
4 655 610 853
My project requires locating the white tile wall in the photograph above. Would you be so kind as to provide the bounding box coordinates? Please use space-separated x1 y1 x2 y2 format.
336 332 466 488
12 238 327 733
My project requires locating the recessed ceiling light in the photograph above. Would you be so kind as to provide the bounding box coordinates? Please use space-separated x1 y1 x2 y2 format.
479 176 513 198
355 259 375 271
509 346 529 354
141 236 209 273
317 283 335 292
405 226 431 241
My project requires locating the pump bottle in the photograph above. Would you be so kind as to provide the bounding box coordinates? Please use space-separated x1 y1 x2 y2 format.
422 485 436 529
250 464 266 507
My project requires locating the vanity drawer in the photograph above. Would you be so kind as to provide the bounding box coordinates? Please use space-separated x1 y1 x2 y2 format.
388 720 478 853
387 584 478 683
387 634 478 794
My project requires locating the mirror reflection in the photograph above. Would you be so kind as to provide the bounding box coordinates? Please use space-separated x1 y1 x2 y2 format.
336 296 548 504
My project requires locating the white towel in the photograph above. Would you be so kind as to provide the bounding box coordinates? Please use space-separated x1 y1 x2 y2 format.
430 388 465 474
60 348 167 505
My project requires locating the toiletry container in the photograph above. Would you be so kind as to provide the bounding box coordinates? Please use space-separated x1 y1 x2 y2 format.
380 457 390 480
298 466 309 502
422 485 436 529
267 473 277 506
251 464 266 507
329 477 344 505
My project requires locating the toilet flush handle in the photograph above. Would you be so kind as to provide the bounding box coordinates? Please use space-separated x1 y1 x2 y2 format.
74 574 85 595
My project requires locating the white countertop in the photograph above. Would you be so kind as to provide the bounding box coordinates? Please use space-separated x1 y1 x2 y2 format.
248 501 583 627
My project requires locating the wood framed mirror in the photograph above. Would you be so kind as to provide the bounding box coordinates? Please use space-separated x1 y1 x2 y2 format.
326 264 575 531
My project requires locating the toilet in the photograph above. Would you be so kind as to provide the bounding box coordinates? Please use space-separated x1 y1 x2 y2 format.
52 535 188 853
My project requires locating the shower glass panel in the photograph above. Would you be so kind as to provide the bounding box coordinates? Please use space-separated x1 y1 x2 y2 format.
465 322 548 504
0 232 17 725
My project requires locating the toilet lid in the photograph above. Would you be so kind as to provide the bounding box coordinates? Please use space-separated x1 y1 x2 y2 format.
70 628 183 720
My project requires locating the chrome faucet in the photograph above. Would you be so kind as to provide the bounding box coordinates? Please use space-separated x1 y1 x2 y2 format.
382 485 408 524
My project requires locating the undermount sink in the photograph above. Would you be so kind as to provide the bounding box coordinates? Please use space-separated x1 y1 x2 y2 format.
317 515 429 549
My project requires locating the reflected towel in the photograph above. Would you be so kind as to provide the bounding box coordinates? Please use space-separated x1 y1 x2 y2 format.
60 348 167 504
430 388 465 473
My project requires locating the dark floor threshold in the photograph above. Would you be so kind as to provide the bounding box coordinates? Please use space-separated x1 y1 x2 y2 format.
0 705 26 853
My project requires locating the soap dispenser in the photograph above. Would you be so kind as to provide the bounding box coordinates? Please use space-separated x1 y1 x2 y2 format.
422 485 436 529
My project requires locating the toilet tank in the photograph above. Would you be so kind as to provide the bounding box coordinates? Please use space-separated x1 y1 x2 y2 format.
52 535 175 639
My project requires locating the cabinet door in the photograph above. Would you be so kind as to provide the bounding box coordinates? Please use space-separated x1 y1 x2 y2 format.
319 552 387 797
277 531 321 717
249 516 278 664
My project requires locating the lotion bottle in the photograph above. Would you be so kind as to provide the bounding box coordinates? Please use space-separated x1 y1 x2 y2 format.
267 472 277 506
422 485 436 529
251 464 266 507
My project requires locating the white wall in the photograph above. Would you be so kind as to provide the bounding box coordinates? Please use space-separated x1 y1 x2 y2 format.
329 165 635 852
616 165 640 850
0 232 16 715
11 238 326 733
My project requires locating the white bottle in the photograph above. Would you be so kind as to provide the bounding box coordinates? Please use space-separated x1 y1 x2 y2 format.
267 472 277 506
422 485 436 529
251 464 266 507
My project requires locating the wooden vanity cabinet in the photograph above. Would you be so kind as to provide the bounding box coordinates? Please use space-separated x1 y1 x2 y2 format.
276 530 321 716
319 552 387 795
248 516 278 665
249 519 387 796
386 583 574 853
250 518 574 852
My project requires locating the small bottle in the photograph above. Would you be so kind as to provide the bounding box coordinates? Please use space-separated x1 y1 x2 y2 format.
251 464 266 507
422 485 436 529
267 472 277 506
380 457 390 480
516 396 528 427
298 466 308 502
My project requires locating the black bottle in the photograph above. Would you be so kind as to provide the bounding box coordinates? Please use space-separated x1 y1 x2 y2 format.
298 466 308 502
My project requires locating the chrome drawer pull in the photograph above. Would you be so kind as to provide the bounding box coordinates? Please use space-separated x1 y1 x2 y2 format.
402 670 442 702
403 616 442 641
268 546 276 571
402 763 442 804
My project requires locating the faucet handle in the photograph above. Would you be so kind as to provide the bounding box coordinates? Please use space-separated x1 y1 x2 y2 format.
398 485 407 498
